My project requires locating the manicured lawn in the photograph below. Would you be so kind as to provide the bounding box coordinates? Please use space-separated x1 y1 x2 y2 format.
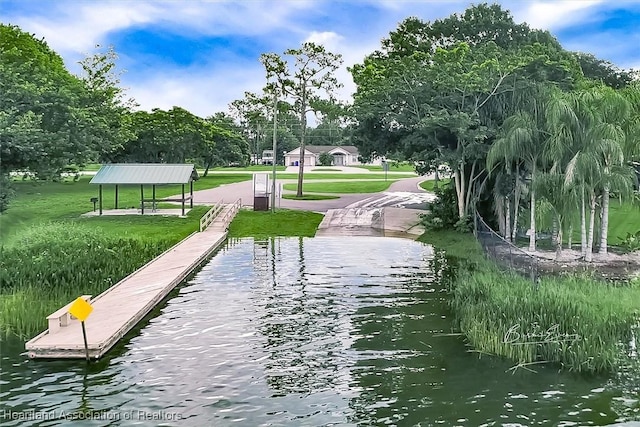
519 200 640 247
228 209 324 238
211 165 286 171
607 201 640 245
283 180 396 194
282 194 339 201
418 229 484 264
419 178 451 191
275 173 415 180
0 174 251 246
355 163 416 172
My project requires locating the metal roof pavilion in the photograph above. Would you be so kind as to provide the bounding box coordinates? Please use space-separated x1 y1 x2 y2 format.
89 164 198 216
90 163 197 185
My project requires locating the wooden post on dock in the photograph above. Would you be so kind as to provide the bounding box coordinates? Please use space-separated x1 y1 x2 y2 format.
69 297 94 362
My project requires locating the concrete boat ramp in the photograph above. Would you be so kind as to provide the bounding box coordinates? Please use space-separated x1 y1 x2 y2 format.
317 207 425 238
25 201 241 359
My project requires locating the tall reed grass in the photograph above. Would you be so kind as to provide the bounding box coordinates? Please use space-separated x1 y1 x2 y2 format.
450 266 640 373
0 223 175 338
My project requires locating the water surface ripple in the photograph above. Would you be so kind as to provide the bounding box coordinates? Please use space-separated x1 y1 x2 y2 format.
1 237 638 426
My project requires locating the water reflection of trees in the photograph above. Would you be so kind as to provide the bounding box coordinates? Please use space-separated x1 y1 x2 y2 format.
346 253 454 425
253 237 345 397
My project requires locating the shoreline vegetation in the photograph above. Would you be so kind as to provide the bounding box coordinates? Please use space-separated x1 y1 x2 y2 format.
1 177 638 375
419 230 640 374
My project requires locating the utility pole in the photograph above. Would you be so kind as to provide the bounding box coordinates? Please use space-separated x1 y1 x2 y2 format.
271 90 278 212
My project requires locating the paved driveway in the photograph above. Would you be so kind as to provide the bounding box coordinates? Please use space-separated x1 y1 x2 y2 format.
189 175 436 212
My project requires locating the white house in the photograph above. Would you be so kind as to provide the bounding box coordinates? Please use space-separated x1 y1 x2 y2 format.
284 145 381 167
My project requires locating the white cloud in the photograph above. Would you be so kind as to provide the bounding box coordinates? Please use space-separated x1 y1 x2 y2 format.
128 62 265 118
512 0 603 30
5 0 640 124
11 2 160 55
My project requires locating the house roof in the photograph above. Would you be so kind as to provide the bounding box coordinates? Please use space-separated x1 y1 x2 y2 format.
286 145 359 155
90 164 198 185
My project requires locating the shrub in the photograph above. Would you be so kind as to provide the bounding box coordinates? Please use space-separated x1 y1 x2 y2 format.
318 152 333 166
421 184 458 230
0 174 14 212
619 231 640 252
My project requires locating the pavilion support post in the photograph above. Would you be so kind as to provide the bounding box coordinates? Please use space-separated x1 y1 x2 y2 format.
152 185 156 212
99 185 103 215
190 181 193 208
181 184 185 216
115 185 119 209
140 185 144 215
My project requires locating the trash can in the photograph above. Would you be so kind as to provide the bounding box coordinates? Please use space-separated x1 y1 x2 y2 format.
254 196 269 211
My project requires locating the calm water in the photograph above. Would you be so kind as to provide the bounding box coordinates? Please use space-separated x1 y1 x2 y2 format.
1 237 638 426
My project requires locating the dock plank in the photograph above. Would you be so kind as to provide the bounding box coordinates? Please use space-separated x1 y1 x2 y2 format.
25 202 240 359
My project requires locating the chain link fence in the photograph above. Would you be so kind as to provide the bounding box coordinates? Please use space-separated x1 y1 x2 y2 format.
474 211 542 283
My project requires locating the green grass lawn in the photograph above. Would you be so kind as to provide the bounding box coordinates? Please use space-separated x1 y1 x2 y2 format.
0 174 252 246
355 163 416 172
283 180 396 194
518 200 640 247
273 173 415 180
228 209 323 238
211 165 286 171
419 178 451 191
608 201 640 245
282 194 339 201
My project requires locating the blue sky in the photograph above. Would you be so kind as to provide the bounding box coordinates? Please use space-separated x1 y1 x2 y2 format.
1 0 639 119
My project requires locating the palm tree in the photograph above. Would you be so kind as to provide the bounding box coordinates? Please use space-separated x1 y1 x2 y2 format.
487 85 556 251
555 86 636 260
535 170 578 260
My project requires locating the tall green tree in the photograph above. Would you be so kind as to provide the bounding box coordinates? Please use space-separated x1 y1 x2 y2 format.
487 85 559 251
260 42 343 197
0 24 90 177
201 112 251 174
78 44 136 162
117 107 206 163
552 86 636 260
350 4 581 224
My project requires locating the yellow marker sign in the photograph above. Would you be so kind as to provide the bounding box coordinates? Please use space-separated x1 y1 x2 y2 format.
69 297 93 322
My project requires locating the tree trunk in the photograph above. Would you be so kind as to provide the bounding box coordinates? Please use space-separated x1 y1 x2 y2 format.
567 225 573 250
496 196 506 237
203 158 212 177
580 188 587 257
555 217 563 261
528 164 536 252
586 193 597 263
511 167 520 242
464 160 476 218
454 164 465 220
296 94 308 198
599 185 610 254
528 188 536 251
551 217 559 247
505 196 511 242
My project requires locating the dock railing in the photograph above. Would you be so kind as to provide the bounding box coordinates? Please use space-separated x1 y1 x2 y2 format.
199 201 224 232
218 198 242 229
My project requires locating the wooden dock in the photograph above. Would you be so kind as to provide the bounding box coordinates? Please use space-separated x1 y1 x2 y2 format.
25 200 241 359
